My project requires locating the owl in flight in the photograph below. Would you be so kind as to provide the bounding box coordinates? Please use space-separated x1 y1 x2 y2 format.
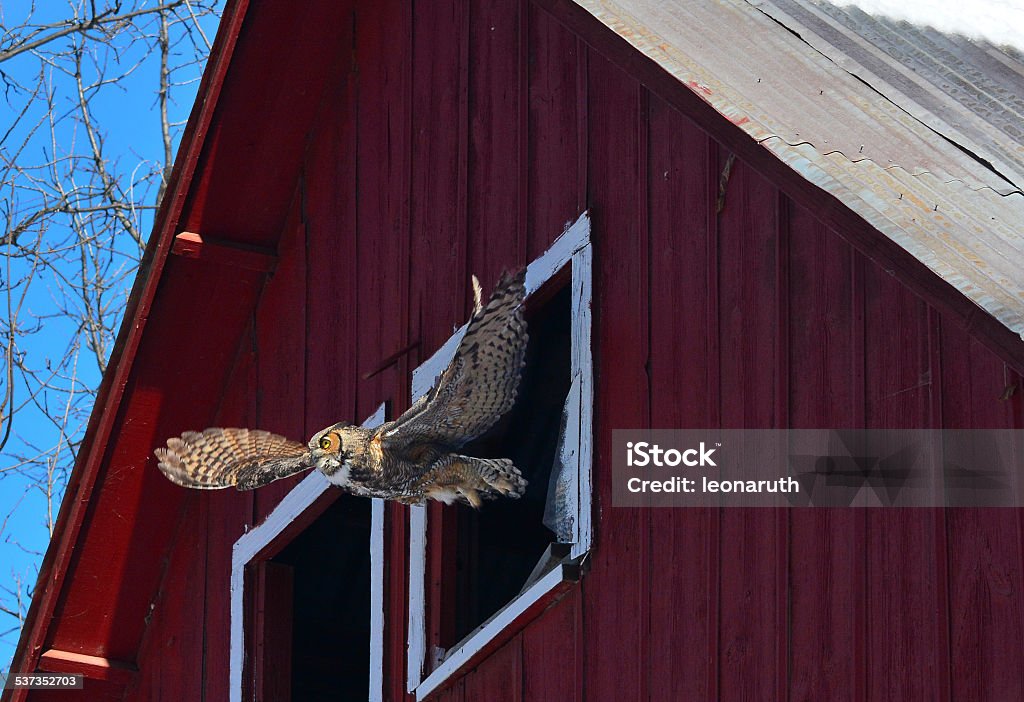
155 271 528 507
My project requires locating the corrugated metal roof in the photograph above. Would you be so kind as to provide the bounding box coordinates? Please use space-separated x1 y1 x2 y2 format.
573 0 1024 338
766 0 1024 190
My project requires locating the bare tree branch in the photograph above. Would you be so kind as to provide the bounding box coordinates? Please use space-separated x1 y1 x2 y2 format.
0 1 191 64
0 0 222 663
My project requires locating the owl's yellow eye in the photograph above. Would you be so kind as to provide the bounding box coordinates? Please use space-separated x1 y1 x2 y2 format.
318 432 340 452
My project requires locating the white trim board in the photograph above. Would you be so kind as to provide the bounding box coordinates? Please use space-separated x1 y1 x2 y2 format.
406 211 594 698
416 562 581 699
230 403 387 702
369 497 385 702
405 503 428 692
570 236 593 559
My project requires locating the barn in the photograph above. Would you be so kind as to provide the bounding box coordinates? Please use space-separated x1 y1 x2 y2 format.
7 0 1024 700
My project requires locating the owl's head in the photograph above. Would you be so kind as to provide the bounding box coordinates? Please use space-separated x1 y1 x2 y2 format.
308 422 359 477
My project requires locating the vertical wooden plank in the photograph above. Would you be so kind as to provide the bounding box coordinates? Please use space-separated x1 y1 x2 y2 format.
715 158 786 701
385 500 409 702
850 247 869 702
127 659 158 701
468 0 528 287
204 342 256 702
583 49 648 702
354 0 411 420
863 264 948 701
941 323 1024 700
304 14 358 434
521 589 579 701
463 638 522 702
120 490 205 702
928 306 954 702
786 204 866 700
411 0 470 358
864 267 933 428
645 94 718 701
434 677 466 702
255 198 307 521
527 2 583 258
253 562 293 702
786 210 857 426
774 188 793 702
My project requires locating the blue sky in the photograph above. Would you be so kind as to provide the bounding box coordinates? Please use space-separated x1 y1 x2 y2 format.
0 1 223 675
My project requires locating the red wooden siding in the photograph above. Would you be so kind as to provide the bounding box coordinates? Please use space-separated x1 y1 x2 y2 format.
586 50 650 702
55 0 1024 700
647 94 719 702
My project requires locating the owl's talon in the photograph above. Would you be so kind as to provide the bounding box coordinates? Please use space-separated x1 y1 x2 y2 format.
460 488 484 509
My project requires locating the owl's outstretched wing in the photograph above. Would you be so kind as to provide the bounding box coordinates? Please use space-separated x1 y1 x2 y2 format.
155 427 312 491
381 269 528 450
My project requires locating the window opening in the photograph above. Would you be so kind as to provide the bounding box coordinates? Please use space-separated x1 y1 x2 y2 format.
407 211 592 699
231 405 387 702
446 282 572 646
267 495 371 701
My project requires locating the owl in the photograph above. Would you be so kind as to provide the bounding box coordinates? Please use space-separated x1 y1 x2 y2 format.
155 270 528 507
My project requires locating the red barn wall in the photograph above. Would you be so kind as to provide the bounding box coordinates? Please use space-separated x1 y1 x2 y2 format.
128 0 1024 700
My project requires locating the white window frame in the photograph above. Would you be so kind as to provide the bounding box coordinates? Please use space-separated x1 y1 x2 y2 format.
406 211 593 699
230 404 388 702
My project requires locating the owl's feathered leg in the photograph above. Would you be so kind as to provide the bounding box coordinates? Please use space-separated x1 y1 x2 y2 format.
415 454 527 508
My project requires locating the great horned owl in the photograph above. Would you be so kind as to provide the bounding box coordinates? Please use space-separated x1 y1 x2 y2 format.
155 271 528 507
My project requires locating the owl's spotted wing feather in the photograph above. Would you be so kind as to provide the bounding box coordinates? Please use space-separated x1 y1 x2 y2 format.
382 269 528 450
155 427 312 491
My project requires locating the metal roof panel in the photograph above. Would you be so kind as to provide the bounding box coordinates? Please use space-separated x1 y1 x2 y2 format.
574 0 1024 336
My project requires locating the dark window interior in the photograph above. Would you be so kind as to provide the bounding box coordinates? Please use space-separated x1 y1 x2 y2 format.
268 495 371 702
445 279 572 648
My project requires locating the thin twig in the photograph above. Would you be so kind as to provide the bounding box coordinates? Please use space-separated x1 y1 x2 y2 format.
0 1 189 64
